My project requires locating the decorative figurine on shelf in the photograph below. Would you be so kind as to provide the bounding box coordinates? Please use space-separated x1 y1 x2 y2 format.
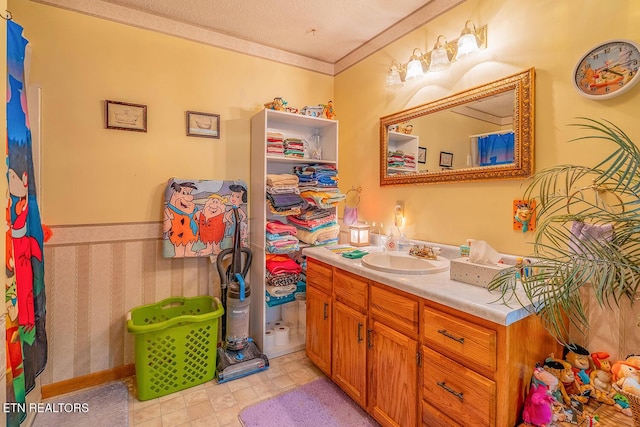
521 367 556 427
264 97 287 111
322 100 336 119
396 122 413 134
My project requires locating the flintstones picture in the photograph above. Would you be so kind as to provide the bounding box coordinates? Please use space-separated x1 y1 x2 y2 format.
163 178 248 257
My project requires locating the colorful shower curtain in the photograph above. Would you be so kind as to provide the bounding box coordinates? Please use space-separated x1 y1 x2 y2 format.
6 20 48 426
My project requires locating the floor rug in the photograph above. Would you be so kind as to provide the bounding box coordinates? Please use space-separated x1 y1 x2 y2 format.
239 377 379 427
32 381 128 427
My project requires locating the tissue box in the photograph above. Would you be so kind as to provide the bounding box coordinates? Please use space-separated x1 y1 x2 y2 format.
449 258 510 288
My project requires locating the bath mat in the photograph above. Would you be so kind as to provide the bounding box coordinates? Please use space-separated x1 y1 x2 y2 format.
32 381 128 427
239 377 379 427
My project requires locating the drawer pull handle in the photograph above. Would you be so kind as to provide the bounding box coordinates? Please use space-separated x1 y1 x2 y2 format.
323 303 329 320
437 381 464 401
357 323 363 343
437 329 464 344
367 329 373 348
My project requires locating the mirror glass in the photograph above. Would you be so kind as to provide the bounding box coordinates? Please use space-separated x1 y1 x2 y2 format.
380 68 535 185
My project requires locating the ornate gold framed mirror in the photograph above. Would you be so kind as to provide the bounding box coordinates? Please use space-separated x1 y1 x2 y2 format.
380 68 535 185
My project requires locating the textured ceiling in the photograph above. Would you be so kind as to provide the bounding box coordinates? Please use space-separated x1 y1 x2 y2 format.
34 0 465 74
96 0 440 63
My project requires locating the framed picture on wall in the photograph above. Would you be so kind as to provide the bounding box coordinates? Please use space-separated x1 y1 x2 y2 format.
418 147 427 164
186 111 220 138
105 100 147 132
439 151 453 168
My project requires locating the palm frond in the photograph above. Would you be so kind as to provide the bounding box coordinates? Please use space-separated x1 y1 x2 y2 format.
488 118 640 345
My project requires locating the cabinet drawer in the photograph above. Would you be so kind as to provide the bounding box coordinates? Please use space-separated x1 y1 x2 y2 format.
307 258 333 295
334 268 368 311
422 306 496 373
422 401 461 427
370 282 418 338
422 346 495 427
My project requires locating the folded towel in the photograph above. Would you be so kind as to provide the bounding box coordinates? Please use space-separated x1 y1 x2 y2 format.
266 220 298 235
266 174 299 187
266 284 297 297
296 224 340 245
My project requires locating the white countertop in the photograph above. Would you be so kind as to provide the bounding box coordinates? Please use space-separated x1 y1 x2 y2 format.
302 244 535 326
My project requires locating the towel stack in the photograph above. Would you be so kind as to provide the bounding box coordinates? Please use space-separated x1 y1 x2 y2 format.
284 138 305 158
266 174 305 215
266 220 299 254
388 150 416 170
267 131 284 156
265 254 305 307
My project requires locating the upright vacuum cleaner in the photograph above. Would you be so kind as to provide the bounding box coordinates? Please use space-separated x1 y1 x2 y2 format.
215 205 269 383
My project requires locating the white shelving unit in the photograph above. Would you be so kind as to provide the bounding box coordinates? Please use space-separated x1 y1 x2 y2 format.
250 109 338 358
387 131 419 174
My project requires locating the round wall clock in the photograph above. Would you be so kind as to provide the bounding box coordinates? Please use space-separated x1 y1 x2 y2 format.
572 39 640 100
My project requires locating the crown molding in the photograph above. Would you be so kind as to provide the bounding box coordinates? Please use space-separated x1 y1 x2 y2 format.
33 0 464 76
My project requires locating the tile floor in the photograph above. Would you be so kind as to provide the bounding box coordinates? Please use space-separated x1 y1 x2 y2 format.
125 350 325 427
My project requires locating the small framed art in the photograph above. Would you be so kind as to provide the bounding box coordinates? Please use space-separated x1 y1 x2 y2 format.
186 111 220 138
105 100 147 132
439 151 453 168
418 147 427 164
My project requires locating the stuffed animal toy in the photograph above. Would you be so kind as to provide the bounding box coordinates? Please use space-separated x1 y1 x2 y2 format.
625 354 640 370
563 344 595 401
589 351 615 405
612 361 640 395
522 382 555 426
543 359 574 405
611 360 640 417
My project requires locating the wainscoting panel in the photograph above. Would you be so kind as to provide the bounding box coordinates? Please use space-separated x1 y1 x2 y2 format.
40 223 217 386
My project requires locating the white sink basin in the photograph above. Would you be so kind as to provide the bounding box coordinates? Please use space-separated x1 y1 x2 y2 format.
361 252 450 275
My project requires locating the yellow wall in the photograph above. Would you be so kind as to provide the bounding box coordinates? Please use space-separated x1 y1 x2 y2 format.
11 0 333 225
11 0 640 253
335 0 640 255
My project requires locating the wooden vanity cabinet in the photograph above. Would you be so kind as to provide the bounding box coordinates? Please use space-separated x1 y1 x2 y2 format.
369 283 419 427
332 268 368 407
305 259 333 376
420 300 560 427
306 258 560 427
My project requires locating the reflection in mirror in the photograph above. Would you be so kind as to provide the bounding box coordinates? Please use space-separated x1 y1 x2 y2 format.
380 68 534 185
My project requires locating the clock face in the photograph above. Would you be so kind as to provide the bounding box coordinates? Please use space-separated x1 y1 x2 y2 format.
573 39 640 99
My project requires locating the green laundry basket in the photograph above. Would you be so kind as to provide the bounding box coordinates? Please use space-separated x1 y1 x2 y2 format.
127 296 224 400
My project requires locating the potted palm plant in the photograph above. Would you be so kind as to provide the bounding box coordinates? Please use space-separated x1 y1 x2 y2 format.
488 118 640 346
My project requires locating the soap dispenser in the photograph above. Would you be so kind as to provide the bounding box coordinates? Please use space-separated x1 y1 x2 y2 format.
386 231 398 251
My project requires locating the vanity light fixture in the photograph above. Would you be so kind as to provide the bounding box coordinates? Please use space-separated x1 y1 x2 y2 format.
455 20 481 60
428 35 451 72
404 48 426 80
385 21 487 87
386 60 404 88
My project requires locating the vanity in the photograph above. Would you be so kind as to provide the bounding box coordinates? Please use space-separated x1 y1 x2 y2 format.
303 244 561 427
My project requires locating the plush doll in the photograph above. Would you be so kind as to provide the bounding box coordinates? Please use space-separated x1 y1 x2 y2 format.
611 360 640 417
522 377 555 427
530 366 568 423
612 361 640 396
563 344 595 401
543 359 574 405
589 352 615 405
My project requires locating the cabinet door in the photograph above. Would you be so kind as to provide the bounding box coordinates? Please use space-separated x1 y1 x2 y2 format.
332 301 367 407
306 286 332 376
370 320 418 427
